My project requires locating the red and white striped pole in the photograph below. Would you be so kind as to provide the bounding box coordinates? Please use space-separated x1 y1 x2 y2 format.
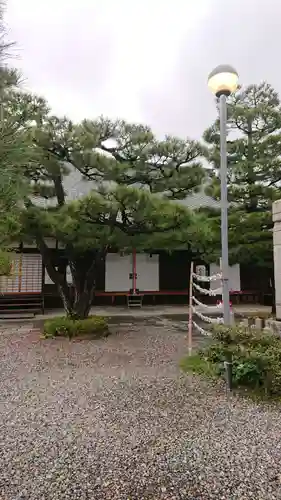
188 262 194 356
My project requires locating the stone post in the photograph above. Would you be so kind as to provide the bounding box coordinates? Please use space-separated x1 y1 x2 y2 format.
273 200 281 320
255 317 263 330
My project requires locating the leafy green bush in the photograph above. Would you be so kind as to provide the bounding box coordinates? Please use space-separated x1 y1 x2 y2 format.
182 324 281 396
0 249 12 276
180 354 219 378
43 315 109 339
211 324 280 349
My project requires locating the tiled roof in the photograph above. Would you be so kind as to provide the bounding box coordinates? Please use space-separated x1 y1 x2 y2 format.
33 166 219 209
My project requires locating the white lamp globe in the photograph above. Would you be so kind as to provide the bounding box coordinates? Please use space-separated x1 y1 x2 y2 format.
208 65 239 97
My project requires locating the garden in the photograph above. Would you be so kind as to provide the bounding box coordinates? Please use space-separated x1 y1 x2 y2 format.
182 323 281 397
43 314 109 339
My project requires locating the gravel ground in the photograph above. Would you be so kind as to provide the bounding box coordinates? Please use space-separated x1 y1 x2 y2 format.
1 318 281 499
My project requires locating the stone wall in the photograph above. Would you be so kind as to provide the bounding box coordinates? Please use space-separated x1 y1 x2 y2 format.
273 200 281 320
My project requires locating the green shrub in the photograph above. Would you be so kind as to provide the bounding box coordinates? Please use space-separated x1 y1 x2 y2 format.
180 354 218 378
231 350 267 388
182 324 281 396
43 315 109 339
211 324 280 348
0 250 12 276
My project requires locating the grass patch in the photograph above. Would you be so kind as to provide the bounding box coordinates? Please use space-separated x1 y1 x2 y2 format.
180 353 281 403
180 354 218 379
43 315 109 339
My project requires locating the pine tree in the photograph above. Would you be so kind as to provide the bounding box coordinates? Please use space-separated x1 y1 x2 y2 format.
9 94 212 318
0 1 37 273
203 82 281 285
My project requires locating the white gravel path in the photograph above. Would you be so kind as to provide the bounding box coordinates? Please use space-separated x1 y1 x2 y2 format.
0 319 281 499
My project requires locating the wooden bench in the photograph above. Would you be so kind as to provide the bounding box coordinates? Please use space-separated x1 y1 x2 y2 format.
94 290 263 306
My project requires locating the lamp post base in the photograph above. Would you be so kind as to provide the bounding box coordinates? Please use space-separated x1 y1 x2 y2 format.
224 361 233 391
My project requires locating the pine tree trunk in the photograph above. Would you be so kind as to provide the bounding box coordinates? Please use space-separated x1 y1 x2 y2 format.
58 282 73 316
68 251 104 320
72 289 94 319
37 236 104 319
36 236 75 316
58 278 95 320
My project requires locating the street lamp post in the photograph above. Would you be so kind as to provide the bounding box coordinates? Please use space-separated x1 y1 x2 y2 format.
208 65 239 392
207 65 239 326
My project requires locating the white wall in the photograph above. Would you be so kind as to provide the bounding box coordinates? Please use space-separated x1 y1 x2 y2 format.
105 253 159 292
105 253 131 292
135 254 159 291
45 265 73 285
210 263 241 292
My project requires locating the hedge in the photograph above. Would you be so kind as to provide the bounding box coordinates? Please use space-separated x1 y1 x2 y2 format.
43 315 109 339
182 324 281 396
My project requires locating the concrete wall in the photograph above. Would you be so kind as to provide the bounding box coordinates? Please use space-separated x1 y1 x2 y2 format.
273 200 281 319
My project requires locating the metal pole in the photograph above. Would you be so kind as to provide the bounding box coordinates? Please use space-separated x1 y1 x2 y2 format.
132 248 137 294
219 94 231 325
219 94 233 392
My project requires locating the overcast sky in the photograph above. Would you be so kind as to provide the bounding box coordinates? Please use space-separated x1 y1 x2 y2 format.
5 0 281 140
